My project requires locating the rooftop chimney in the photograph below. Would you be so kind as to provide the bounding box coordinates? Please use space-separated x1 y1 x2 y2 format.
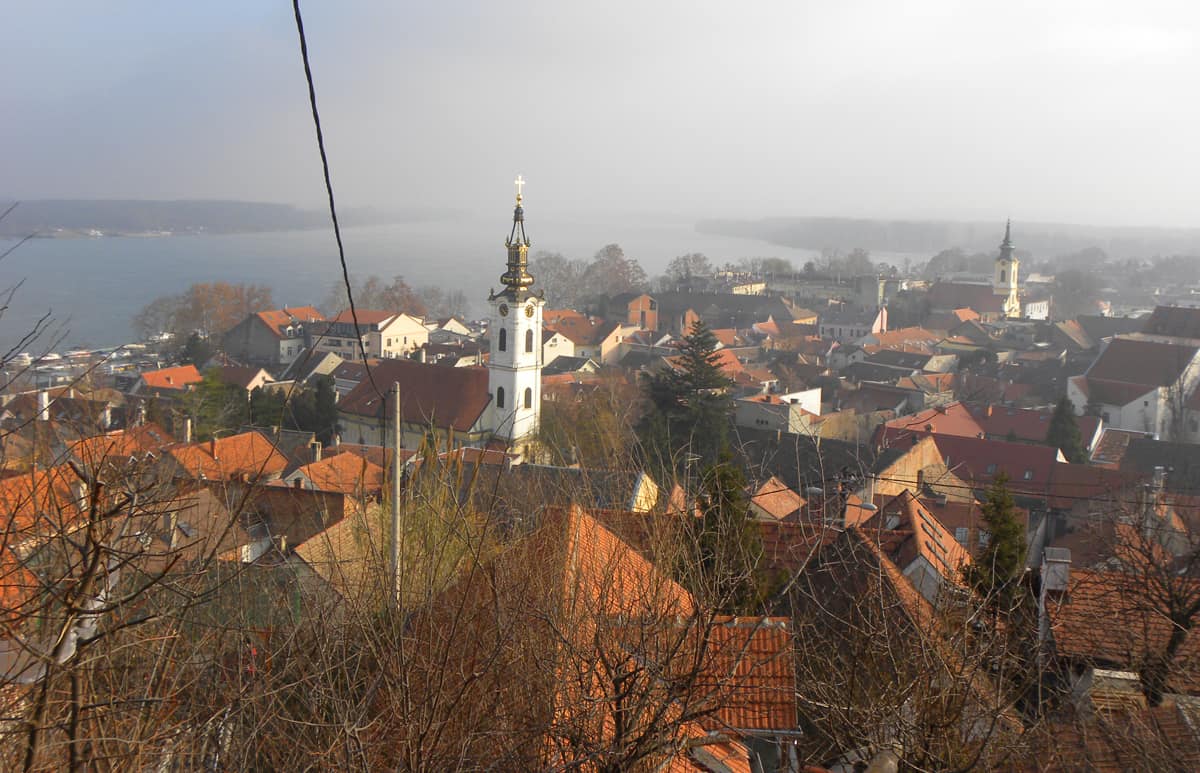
210 437 218 460
36 390 49 421
1039 547 1072 662
182 417 193 444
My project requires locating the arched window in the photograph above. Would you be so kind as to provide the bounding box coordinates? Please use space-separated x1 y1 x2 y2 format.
524 387 532 409
525 328 534 353
999 270 1006 283
498 328 507 351
496 386 505 409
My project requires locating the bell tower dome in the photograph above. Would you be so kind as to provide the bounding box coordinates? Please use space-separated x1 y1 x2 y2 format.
487 176 544 445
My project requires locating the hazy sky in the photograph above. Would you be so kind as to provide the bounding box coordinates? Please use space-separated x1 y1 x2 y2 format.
3 1 1199 227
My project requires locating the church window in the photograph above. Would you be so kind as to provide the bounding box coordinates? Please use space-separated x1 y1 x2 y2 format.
524 387 532 409
1000 270 1006 283
498 328 507 351
525 329 534 352
496 387 505 409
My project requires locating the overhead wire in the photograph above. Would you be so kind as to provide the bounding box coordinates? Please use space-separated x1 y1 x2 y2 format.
290 0 387 409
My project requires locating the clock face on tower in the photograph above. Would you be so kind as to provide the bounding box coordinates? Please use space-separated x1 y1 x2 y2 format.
525 304 534 317
499 303 509 317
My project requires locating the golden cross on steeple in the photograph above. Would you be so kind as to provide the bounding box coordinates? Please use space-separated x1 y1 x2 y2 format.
514 174 525 205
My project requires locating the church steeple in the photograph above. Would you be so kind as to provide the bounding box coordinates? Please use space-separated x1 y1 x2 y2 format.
994 219 1021 318
499 175 535 296
999 218 1014 261
487 176 544 450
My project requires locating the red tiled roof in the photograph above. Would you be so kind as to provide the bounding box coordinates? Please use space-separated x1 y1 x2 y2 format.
69 422 173 466
867 327 941 348
929 433 1062 492
255 306 325 338
1089 428 1153 468
291 452 386 496
698 617 797 732
1048 568 1200 693
546 315 617 346
861 490 971 582
977 405 1101 447
1087 337 1198 389
749 476 805 520
337 360 491 433
874 402 985 448
927 282 1006 314
1141 305 1200 340
167 430 289 481
140 364 203 391
0 464 83 537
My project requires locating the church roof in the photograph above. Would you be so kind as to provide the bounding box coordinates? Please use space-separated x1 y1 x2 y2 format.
927 282 1006 314
337 360 491 433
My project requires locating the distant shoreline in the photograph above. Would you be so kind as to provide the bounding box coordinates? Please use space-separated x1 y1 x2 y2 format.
0 198 459 241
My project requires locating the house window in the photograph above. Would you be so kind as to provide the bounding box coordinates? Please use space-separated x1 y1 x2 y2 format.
524 387 532 409
979 530 991 547
954 527 969 546
1144 400 1149 407
498 328 507 351
496 387 505 409
1023 469 1034 480
986 463 997 475
525 329 534 353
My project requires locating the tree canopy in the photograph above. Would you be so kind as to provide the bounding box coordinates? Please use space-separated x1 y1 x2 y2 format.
1046 396 1086 463
964 473 1026 611
638 320 732 471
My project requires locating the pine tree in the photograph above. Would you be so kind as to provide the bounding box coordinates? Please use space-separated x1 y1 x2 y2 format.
1046 396 1086 463
690 456 764 614
637 320 733 470
965 473 1026 610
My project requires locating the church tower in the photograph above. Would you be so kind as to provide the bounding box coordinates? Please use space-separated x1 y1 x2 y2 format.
487 176 544 444
993 220 1021 318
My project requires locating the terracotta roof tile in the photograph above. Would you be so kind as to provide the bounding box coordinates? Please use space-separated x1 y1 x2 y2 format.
289 452 386 496
1086 336 1198 389
139 364 203 391
1048 569 1200 694
698 617 797 732
255 306 325 338
166 430 289 481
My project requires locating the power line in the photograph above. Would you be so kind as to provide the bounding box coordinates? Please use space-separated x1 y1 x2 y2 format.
290 0 385 407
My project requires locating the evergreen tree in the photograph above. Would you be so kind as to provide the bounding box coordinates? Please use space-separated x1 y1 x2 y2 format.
964 473 1026 610
1046 396 1086 463
689 456 764 614
637 320 733 470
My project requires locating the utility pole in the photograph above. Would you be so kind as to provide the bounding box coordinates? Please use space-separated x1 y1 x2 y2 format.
391 382 402 606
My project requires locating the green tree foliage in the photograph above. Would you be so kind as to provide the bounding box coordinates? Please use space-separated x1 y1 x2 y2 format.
179 331 213 367
964 473 1026 610
247 375 340 445
688 457 765 614
638 320 733 471
183 368 250 440
1046 396 1086 463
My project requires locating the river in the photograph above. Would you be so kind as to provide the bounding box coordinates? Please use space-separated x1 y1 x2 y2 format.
0 215 823 353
